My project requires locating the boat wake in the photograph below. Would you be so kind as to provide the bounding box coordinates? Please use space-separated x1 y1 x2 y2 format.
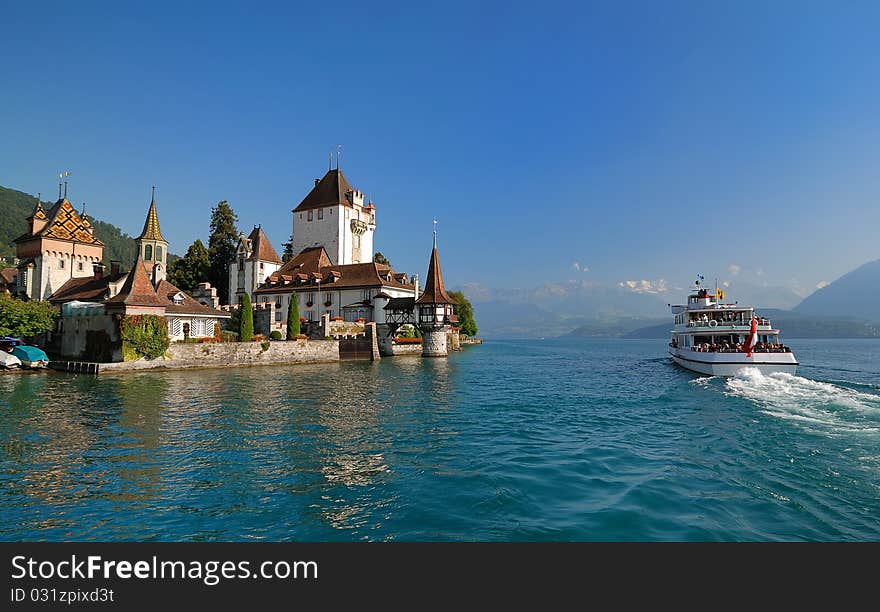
724 367 880 434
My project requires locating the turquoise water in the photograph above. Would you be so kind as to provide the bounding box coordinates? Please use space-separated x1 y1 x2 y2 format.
1 338 879 541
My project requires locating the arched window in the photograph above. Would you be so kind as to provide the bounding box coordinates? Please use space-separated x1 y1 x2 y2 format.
156 246 163 261
144 244 153 260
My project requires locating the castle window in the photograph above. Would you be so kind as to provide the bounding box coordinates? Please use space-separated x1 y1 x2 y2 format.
318 208 324 220
324 292 332 305
156 246 163 261
239 258 245 270
59 259 65 269
144 244 153 260
308 210 313 221
260 262 264 270
78 261 84 271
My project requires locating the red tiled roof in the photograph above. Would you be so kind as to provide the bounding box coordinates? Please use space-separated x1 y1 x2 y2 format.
260 247 331 285
293 169 355 212
246 226 282 263
416 247 455 305
105 259 166 307
155 280 230 317
49 271 128 303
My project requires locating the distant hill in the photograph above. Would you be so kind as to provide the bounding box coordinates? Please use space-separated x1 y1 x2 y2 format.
795 258 880 322
0 185 177 269
623 309 880 339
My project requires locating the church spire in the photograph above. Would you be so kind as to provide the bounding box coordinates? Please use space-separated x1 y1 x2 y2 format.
137 186 167 242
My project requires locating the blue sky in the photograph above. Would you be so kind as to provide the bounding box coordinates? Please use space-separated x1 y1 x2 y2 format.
2 1 879 304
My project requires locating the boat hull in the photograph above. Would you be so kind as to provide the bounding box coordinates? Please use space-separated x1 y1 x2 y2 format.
669 347 797 377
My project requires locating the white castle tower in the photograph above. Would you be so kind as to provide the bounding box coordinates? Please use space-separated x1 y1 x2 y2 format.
290 167 376 266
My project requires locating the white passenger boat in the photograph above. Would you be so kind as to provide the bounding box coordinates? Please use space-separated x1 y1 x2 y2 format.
668 282 797 376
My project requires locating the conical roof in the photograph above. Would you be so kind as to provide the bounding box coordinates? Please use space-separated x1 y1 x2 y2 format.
416 247 456 305
138 192 167 242
247 226 282 263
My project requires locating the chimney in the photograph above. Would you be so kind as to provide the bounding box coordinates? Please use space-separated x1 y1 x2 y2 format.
412 274 420 301
110 260 121 276
314 178 320 186
93 262 106 279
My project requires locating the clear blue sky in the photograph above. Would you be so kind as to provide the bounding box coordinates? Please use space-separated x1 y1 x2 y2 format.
2 1 879 300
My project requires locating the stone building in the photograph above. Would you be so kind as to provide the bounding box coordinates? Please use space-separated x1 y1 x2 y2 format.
414 233 458 357
228 225 283 305
49 192 230 360
291 168 376 266
252 246 416 332
12 190 104 301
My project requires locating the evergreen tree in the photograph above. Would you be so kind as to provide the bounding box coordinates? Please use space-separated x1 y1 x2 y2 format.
448 290 478 337
374 251 390 266
286 292 300 339
167 239 210 293
239 292 254 342
282 236 294 263
207 200 239 304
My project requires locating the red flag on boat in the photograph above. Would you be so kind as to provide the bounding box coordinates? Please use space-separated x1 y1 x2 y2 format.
745 316 758 357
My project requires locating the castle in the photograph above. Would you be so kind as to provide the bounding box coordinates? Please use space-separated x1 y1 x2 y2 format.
242 166 458 357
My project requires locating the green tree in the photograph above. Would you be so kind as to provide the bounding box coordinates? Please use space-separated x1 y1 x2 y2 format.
239 292 254 342
0 295 56 339
448 290 478 337
207 200 239 304
374 252 390 266
286 292 301 339
167 239 210 293
282 236 294 263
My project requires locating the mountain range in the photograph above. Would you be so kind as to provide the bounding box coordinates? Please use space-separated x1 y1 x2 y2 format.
459 256 880 339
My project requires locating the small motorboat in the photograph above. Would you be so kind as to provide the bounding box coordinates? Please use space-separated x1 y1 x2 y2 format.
11 345 50 369
0 350 22 369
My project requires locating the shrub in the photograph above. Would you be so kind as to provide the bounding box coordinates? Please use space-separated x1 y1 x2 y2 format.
270 330 283 340
120 315 169 360
221 330 239 342
252 333 266 342
260 341 270 352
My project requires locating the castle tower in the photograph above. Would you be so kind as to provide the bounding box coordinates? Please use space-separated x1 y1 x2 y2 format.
291 167 376 266
14 187 104 301
415 226 457 357
136 186 169 285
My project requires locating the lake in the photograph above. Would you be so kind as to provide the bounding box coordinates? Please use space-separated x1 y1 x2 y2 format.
1 338 879 541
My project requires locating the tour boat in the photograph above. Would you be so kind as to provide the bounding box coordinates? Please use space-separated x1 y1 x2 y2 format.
10 345 50 369
668 283 797 376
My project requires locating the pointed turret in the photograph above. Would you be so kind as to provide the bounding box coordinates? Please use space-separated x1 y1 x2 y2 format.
136 187 169 284
415 224 457 357
138 187 167 242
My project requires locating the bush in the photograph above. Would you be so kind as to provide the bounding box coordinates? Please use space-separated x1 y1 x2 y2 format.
120 315 169 360
251 333 266 342
260 341 270 352
269 331 283 340
221 330 239 342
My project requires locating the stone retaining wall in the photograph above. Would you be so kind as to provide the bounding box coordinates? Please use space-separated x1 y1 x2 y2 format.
100 338 339 372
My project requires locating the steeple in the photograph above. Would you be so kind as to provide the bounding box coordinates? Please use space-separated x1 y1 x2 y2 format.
416 226 455 306
138 186 167 242
135 186 169 285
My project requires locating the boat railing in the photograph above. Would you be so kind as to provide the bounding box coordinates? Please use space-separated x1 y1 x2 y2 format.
685 317 770 328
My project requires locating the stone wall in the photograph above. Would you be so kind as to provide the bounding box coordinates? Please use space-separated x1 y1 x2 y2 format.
100 338 339 372
58 314 123 362
422 328 448 357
